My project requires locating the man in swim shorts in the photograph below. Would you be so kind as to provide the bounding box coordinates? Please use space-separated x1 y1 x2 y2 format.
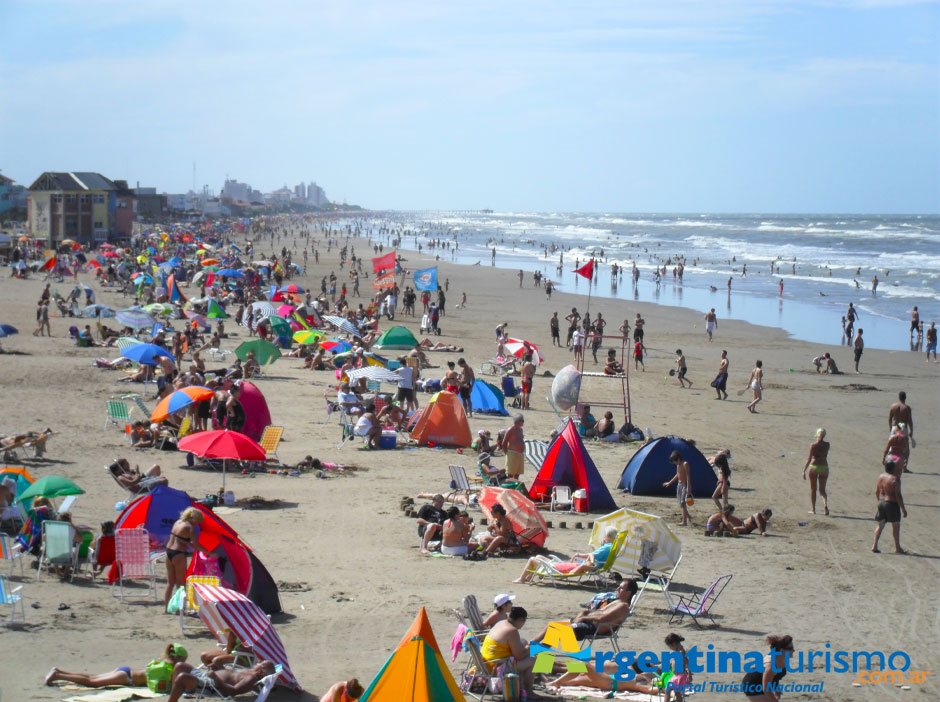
500 414 525 479
520 354 536 409
872 461 907 554
663 450 692 526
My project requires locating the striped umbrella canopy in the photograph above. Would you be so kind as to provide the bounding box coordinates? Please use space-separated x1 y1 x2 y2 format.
589 508 681 576
504 337 545 364
151 386 214 422
524 439 549 472
323 315 361 337
115 308 157 330
345 366 402 384
478 486 548 548
82 304 116 318
115 336 143 351
250 301 278 326
193 583 298 690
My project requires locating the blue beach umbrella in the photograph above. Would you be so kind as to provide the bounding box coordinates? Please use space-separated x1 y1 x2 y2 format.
216 268 245 278
0 324 19 337
121 342 175 366
83 304 116 318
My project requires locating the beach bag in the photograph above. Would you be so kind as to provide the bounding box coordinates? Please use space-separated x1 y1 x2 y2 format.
145 659 174 693
166 586 185 614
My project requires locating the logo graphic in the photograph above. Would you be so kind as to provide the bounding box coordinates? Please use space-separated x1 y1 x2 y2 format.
530 622 592 674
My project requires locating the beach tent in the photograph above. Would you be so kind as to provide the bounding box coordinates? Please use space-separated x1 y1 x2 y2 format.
469 379 508 415
114 485 281 613
360 607 464 702
617 436 718 497
528 419 617 511
373 325 418 350
221 380 270 442
410 392 472 448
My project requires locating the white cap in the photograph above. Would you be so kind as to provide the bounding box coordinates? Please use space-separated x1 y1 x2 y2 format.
494 593 516 608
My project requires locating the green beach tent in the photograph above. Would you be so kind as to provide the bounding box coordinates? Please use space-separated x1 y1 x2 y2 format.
373 325 419 350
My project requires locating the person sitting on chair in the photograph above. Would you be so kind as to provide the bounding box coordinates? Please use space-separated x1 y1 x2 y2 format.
531 578 638 645
603 349 624 375
513 526 619 584
167 660 276 702
109 458 168 491
353 403 381 449
243 351 261 378
476 503 514 555
577 404 598 438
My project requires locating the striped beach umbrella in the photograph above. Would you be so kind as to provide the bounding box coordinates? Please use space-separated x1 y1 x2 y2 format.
345 366 402 384
323 315 361 337
193 583 299 690
250 301 277 326
504 337 545 364
524 439 549 472
115 308 157 330
82 304 116 318
479 487 548 548
150 386 214 422
589 508 681 576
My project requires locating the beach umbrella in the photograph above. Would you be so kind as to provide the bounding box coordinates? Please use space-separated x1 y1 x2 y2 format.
193 583 298 690
292 330 324 345
130 272 154 285
216 268 245 278
589 508 681 576
0 467 35 507
201 258 219 266
345 366 402 384
478 486 548 548
235 339 281 366
278 283 304 294
82 304 116 318
319 339 352 354
184 310 210 330
121 342 175 366
504 337 545 364
252 260 273 267
151 386 214 423
115 308 157 330
276 304 295 318
115 336 143 352
207 299 229 319
0 323 19 337
16 475 84 503
323 315 360 337
250 301 277 321
101 250 121 258
142 302 175 317
262 315 292 339
179 429 266 490
191 270 208 286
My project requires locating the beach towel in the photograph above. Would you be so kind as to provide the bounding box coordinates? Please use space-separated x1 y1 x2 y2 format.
451 623 468 662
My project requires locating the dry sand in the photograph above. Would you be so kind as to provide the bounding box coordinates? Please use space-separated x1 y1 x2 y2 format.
0 230 937 702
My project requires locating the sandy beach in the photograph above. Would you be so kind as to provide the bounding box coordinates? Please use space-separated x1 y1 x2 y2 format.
0 225 937 702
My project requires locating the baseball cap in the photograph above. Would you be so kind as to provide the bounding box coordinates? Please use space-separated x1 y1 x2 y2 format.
494 593 516 608
170 643 188 659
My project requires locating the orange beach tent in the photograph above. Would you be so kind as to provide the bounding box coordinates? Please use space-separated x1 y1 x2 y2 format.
410 391 471 448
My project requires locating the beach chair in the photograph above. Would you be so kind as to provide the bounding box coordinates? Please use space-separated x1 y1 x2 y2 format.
529 531 626 589
37 520 77 582
91 534 115 583
447 465 480 504
209 347 232 362
105 399 132 429
107 463 160 497
581 618 624 653
187 662 282 702
113 527 158 602
73 531 95 580
58 494 79 515
550 485 573 512
462 594 487 633
179 574 221 636
631 554 683 614
1 534 25 578
336 407 359 449
461 634 516 702
122 393 151 419
0 574 25 623
175 415 193 439
1 501 28 533
501 376 521 408
258 426 284 462
480 357 517 377
666 573 732 628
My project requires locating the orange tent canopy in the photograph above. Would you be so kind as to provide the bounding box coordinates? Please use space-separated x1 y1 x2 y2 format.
410 391 471 448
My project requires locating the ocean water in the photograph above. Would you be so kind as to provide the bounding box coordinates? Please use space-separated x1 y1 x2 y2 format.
374 213 940 352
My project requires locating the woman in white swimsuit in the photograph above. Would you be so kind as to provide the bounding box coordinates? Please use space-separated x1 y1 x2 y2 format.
745 360 763 413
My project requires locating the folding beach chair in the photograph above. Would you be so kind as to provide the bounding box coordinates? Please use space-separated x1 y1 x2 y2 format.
631 554 683 613
113 527 158 602
175 415 193 439
105 399 132 429
666 573 732 628
500 376 521 408
581 618 624 653
366 379 381 394
528 531 626 589
462 594 487 633
447 465 480 504
37 520 77 582
550 485 573 512
0 574 25 623
73 530 95 580
258 426 284 462
121 393 151 419
107 463 160 497
179 574 221 636
461 634 516 702
1 534 25 578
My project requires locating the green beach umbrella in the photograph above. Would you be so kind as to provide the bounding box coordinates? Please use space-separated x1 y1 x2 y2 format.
264 315 292 338
16 475 84 503
235 339 281 366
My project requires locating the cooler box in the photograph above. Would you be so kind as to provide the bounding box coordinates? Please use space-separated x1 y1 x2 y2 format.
573 489 588 513
379 431 397 450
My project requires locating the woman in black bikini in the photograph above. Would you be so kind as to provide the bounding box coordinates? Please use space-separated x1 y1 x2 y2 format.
165 507 211 610
741 635 794 700
45 643 188 689
734 508 772 537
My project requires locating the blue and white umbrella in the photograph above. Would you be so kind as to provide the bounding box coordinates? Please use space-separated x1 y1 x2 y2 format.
345 366 402 384
83 304 116 318
324 315 361 338
0 324 19 338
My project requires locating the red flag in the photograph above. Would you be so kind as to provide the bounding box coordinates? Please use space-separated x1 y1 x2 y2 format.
372 271 396 289
40 255 57 271
573 259 594 280
372 251 396 273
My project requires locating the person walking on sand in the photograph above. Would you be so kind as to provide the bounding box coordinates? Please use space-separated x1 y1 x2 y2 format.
704 308 717 341
925 321 937 362
663 450 692 526
888 391 915 445
519 354 536 410
712 350 729 399
872 461 907 554
802 428 830 515
675 349 691 388
549 312 561 347
853 329 864 373
909 306 919 341
745 360 763 413
633 338 645 372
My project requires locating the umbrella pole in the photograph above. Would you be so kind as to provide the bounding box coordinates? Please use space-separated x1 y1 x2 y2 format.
222 458 227 492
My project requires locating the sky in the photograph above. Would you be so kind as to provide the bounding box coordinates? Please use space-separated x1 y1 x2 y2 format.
0 1 937 213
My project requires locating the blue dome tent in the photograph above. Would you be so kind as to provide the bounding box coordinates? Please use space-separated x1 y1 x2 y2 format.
617 436 718 496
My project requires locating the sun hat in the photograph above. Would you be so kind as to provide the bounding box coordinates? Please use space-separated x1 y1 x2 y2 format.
494 593 516 608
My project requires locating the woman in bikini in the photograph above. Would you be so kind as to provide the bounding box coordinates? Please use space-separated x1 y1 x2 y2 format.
45 643 188 689
711 451 731 510
745 360 763 413
803 428 830 515
734 508 772 537
165 507 211 610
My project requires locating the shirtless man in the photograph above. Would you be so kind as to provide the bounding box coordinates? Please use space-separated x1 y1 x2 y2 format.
704 308 718 341
713 349 729 399
871 461 907 554
564 308 580 346
457 358 475 415
663 450 692 525
168 660 276 702
531 579 638 645
675 349 691 388
909 306 919 341
520 354 536 409
925 321 937 362
853 328 864 373
633 313 645 342
499 414 526 480
888 392 914 446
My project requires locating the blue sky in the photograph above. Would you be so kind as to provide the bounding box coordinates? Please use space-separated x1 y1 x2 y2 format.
0 1 936 213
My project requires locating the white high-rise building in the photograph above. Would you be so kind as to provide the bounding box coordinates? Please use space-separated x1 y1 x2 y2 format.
307 181 328 207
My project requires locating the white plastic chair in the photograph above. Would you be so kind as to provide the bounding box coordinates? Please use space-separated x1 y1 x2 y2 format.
550 485 573 512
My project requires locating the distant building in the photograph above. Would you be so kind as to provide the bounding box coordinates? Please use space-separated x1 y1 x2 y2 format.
134 186 166 219
221 179 252 202
0 172 27 217
294 183 306 201
307 181 328 207
112 180 136 239
27 171 118 245
267 186 293 203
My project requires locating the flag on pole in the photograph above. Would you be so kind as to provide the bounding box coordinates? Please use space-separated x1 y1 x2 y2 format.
573 259 594 280
413 266 437 291
372 251 396 273
372 271 396 289
40 255 57 272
